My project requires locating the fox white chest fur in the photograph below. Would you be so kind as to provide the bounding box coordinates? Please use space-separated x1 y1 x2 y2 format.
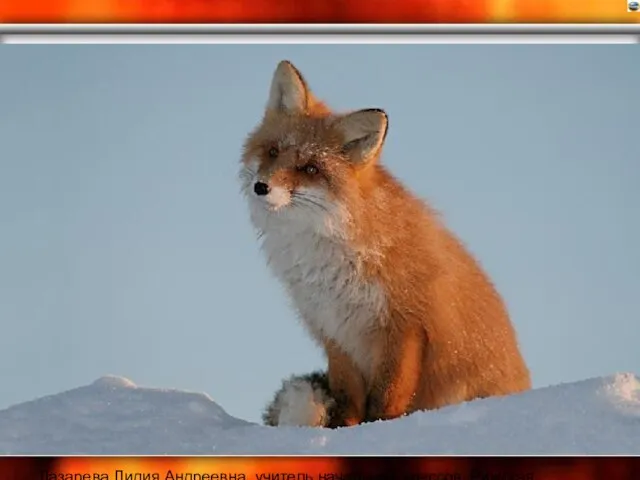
245 180 387 378
264 226 386 377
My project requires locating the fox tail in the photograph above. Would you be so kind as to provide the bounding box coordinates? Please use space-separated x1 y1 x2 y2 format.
262 371 336 428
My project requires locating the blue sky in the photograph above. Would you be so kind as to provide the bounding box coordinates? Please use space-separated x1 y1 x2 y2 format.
0 45 638 423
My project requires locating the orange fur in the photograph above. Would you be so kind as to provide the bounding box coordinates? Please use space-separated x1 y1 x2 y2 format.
241 61 531 427
324 339 366 428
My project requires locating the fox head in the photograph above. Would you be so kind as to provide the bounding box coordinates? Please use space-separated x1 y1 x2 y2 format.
240 60 389 237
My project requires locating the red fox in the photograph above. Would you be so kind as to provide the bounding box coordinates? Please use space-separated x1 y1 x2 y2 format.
240 60 531 428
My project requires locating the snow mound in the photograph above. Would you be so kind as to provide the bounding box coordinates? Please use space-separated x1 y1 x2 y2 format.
92 375 137 389
0 373 638 455
0 375 251 455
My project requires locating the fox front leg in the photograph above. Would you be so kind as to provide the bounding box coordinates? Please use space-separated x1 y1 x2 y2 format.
365 326 424 423
324 339 367 428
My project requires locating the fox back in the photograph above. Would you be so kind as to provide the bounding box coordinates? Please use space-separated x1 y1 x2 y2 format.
240 61 531 427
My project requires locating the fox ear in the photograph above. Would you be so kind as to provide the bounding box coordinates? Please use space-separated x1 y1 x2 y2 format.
266 60 309 114
335 109 389 165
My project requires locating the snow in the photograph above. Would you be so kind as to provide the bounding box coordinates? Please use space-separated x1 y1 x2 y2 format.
0 373 639 455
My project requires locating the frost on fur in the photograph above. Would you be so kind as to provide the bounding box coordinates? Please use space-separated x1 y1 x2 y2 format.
262 371 336 428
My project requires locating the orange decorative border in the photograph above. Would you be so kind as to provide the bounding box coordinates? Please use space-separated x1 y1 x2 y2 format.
0 0 638 24
3 457 640 480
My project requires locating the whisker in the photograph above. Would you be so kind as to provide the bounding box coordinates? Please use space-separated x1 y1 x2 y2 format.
295 192 329 207
297 193 330 209
292 198 322 213
238 168 257 195
292 195 330 215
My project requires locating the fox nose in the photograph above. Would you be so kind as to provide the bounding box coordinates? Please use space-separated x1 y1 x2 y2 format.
254 181 270 196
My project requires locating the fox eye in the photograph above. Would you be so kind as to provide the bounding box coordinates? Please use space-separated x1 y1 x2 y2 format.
300 164 319 175
267 146 279 158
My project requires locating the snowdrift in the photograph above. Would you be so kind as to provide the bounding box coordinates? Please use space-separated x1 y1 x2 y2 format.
0 373 638 455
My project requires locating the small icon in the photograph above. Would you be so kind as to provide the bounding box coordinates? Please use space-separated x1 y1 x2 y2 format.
629 1 639 11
